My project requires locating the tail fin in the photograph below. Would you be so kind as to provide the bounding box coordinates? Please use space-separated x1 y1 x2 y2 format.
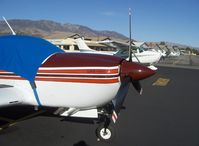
75 38 95 52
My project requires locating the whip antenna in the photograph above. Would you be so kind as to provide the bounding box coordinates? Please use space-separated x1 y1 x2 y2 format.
128 9 140 63
128 8 132 62
2 16 16 35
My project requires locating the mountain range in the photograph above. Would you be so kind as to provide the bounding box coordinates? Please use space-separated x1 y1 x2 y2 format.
0 19 128 40
0 19 198 50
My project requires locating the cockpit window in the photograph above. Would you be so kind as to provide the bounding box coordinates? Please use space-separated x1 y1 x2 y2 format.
114 46 138 59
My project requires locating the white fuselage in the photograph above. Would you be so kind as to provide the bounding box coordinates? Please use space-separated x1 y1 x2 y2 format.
122 50 161 65
0 66 121 109
132 50 162 64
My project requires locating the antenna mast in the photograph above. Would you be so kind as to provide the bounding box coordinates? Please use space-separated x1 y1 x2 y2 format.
128 8 132 61
128 9 140 63
2 16 16 35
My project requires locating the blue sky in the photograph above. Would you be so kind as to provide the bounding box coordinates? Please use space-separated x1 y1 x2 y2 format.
0 0 199 47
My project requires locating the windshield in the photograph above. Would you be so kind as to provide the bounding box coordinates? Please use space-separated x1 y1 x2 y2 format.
114 46 138 59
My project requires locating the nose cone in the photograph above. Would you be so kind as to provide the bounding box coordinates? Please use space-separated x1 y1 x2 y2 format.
121 60 156 80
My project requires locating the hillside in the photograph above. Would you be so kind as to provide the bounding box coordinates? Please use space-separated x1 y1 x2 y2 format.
0 19 128 40
0 19 198 50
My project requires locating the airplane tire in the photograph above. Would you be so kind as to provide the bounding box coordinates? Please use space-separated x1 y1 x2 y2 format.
96 124 115 142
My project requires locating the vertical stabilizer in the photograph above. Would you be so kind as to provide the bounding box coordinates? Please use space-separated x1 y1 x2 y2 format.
75 38 95 52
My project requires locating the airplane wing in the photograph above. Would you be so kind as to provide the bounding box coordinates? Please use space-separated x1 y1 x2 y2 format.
99 40 129 59
0 84 23 107
99 40 138 56
99 40 130 50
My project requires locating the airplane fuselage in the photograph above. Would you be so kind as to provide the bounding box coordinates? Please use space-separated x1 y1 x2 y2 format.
0 53 122 109
0 35 156 142
0 52 155 112
132 50 162 64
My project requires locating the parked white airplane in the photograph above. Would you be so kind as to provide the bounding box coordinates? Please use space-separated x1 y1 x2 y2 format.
156 49 167 58
75 38 161 70
168 51 180 57
101 40 161 70
0 35 155 142
75 37 116 55
134 41 167 59
115 46 162 64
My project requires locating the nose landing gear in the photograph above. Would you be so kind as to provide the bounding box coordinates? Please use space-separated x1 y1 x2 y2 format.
96 108 116 142
96 124 115 142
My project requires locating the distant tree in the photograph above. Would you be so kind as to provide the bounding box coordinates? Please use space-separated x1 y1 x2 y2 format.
192 48 199 55
160 41 165 45
186 47 191 51
185 47 199 55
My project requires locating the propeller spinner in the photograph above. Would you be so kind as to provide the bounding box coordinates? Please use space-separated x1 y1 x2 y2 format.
120 60 155 94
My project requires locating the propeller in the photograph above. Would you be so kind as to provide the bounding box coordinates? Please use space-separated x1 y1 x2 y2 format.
120 60 155 94
132 80 143 95
112 9 156 114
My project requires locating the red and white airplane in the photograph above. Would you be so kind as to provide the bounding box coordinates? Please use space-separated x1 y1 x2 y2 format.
0 34 155 141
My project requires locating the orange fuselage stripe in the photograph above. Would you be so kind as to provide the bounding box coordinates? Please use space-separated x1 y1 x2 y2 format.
38 69 119 74
35 77 119 84
0 76 119 84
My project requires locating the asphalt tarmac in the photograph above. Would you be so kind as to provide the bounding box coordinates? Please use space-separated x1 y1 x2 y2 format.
0 65 199 146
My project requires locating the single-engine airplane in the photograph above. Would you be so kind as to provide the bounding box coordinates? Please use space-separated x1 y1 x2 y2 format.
0 11 156 141
0 35 155 141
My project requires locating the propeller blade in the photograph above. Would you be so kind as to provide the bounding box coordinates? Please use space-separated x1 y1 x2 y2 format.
131 80 143 95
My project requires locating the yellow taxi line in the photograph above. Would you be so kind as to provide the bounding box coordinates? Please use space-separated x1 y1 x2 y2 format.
0 110 45 130
0 117 15 122
153 78 170 86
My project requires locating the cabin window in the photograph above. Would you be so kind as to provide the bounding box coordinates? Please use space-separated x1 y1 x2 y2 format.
74 45 79 51
63 45 69 50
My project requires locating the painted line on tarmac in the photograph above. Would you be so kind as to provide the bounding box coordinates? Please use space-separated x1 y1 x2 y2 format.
0 117 15 122
152 78 170 86
0 110 45 130
0 122 17 131
173 59 181 65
